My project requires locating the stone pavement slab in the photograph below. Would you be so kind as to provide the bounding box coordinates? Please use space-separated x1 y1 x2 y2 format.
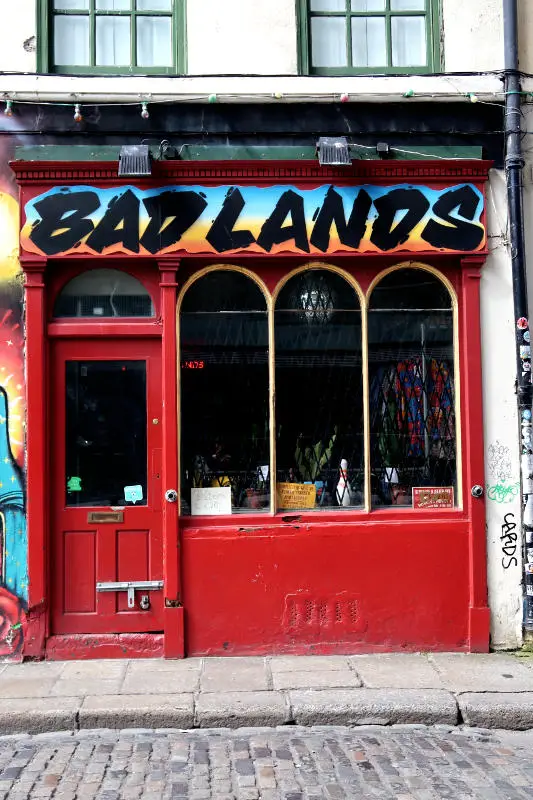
289 688 459 726
0 678 57 698
272 668 361 690
121 669 199 694
458 692 533 730
350 653 444 688
200 658 270 692
430 653 533 692
269 655 351 672
195 690 290 727
79 694 194 729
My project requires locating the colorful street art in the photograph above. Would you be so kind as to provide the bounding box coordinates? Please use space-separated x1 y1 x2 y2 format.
22 182 486 258
0 130 27 660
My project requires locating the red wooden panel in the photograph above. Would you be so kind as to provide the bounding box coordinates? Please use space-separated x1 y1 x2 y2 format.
117 530 149 612
64 530 96 614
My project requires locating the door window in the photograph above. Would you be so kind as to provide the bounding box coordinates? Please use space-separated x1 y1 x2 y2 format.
65 360 147 506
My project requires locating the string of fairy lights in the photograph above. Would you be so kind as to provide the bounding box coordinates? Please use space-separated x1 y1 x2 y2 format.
1 88 531 122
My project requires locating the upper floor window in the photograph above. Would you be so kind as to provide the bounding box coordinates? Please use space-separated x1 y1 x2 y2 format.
300 0 438 75
39 0 185 74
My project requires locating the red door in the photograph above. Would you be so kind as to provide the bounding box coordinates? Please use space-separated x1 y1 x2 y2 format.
51 338 164 635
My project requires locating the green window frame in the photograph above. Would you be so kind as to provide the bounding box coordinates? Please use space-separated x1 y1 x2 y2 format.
38 0 186 75
298 0 440 76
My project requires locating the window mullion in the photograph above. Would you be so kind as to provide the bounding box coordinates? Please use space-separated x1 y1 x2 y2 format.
362 295 371 512
385 2 392 69
131 0 137 68
90 0 96 67
268 301 276 515
346 0 352 70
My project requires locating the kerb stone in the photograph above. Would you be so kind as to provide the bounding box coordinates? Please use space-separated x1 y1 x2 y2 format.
195 691 290 728
458 692 533 730
289 688 458 726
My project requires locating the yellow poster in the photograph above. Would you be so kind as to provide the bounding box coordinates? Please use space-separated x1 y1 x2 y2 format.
276 482 317 509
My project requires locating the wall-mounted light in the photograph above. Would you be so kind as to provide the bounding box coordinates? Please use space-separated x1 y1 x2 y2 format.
118 144 151 176
316 137 351 167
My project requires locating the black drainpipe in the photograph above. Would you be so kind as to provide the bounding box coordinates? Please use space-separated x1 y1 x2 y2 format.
503 0 533 634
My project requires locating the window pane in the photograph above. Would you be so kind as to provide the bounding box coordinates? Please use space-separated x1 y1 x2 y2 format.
137 16 172 66
391 0 425 9
180 272 269 515
311 0 345 9
54 0 89 8
352 16 386 67
391 15 426 66
311 16 347 67
352 0 385 10
96 16 130 65
54 269 154 318
54 16 89 65
66 361 147 507
275 271 363 511
96 0 130 9
137 0 172 8
368 270 455 508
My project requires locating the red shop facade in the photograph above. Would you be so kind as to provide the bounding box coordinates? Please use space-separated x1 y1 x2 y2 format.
13 157 491 660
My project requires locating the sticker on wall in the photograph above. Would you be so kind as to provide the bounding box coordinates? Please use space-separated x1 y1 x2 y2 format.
67 476 82 492
412 487 454 509
124 484 143 504
191 487 232 516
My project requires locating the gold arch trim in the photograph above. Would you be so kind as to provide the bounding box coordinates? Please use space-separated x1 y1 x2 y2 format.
176 261 461 515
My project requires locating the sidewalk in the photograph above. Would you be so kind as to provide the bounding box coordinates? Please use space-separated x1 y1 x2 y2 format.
1 652 533 734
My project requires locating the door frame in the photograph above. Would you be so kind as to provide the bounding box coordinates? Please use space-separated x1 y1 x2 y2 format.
22 256 184 659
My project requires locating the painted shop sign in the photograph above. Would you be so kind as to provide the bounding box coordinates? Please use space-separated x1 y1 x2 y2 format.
21 183 486 258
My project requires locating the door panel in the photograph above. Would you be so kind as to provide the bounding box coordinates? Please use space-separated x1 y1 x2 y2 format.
51 339 163 635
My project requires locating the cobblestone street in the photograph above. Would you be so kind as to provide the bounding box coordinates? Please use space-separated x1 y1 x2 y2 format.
0 726 532 800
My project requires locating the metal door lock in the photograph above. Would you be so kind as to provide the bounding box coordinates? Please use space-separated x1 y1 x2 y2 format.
471 484 484 498
165 489 178 503
139 594 151 611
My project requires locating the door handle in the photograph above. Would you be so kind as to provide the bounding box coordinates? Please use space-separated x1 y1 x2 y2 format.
165 489 178 503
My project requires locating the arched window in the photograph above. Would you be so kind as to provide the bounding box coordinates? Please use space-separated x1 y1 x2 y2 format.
368 267 456 507
179 270 270 515
275 268 363 511
54 269 154 318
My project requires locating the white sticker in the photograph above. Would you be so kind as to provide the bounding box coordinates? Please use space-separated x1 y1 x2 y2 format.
124 484 143 504
191 487 231 516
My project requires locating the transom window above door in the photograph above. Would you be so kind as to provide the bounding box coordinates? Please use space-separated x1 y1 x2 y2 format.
41 0 185 74
301 0 438 74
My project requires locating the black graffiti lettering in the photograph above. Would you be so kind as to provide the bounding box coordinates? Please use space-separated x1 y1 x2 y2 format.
310 187 372 252
85 189 140 254
370 188 430 251
206 188 255 252
501 512 518 569
256 189 310 253
29 191 99 255
140 191 207 254
421 185 484 251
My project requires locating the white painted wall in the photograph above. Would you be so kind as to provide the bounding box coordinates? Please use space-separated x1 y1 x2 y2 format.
0 0 510 78
0 0 36 73
187 0 297 75
481 170 523 650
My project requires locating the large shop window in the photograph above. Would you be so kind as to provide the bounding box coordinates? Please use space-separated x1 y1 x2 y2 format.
179 266 457 516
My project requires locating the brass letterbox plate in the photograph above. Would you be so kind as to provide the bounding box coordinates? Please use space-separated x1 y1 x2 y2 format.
87 511 124 524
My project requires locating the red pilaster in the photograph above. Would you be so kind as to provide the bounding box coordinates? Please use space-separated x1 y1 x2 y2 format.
461 256 490 651
158 259 184 658
21 256 48 657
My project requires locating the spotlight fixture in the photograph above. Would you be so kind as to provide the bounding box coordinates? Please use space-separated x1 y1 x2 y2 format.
316 137 351 167
118 144 152 176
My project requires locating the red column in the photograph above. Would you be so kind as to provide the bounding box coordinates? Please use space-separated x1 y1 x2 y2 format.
158 260 184 658
21 257 48 658
461 257 490 651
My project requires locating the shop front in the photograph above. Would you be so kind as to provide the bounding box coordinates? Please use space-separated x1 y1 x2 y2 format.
13 157 491 659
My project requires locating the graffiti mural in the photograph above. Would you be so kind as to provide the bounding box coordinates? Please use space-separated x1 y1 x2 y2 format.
0 128 27 660
22 182 486 258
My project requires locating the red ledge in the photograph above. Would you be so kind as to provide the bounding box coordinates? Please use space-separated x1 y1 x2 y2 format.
44 633 164 661
10 159 494 186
